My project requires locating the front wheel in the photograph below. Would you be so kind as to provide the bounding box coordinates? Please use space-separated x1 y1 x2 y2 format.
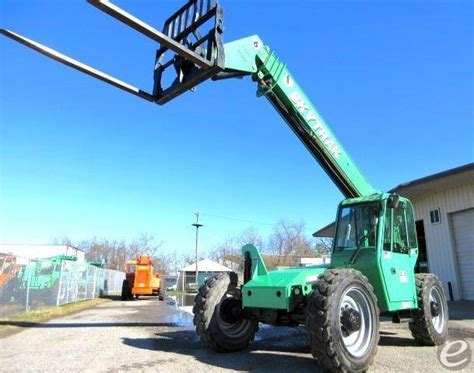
193 272 258 352
409 274 448 345
307 269 380 372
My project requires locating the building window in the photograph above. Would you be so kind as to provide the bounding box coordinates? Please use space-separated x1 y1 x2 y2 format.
429 208 441 224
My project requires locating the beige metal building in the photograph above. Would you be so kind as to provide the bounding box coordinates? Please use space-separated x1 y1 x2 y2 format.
314 163 474 301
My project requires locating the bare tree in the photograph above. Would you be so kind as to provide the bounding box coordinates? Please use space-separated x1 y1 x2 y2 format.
210 236 240 261
208 228 264 273
71 234 164 271
133 233 163 257
267 220 312 257
51 235 73 246
180 252 197 268
152 252 174 274
210 227 263 259
314 237 333 255
238 227 264 249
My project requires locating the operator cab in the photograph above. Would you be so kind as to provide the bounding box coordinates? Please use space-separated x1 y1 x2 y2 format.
331 193 419 312
332 193 417 257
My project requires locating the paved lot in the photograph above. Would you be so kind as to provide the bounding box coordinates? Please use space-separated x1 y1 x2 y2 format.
0 298 473 372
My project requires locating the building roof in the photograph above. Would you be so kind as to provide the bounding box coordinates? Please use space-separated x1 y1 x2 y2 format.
312 221 336 238
389 162 473 199
312 163 474 238
181 258 232 273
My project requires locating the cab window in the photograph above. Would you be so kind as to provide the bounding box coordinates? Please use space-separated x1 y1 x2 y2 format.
393 204 409 253
384 201 415 254
406 203 418 249
383 208 392 251
335 204 379 251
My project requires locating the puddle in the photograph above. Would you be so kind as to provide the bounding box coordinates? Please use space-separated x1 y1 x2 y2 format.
164 295 194 328
168 294 195 316
173 294 196 308
162 309 194 328
164 294 196 327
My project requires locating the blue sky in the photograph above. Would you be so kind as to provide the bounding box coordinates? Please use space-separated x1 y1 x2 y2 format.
1 1 472 257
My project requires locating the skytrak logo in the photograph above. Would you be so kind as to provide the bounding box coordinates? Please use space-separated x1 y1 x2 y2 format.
290 91 341 159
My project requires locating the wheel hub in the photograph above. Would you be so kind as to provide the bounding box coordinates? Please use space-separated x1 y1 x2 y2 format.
219 298 242 324
429 287 446 334
430 300 440 317
340 306 362 335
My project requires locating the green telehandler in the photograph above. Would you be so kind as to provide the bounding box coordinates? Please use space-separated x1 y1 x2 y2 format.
19 255 78 304
1 1 449 371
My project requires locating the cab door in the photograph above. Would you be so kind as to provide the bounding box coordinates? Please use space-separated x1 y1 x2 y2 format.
380 202 417 307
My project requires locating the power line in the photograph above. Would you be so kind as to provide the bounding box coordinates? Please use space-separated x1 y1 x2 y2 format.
200 212 274 227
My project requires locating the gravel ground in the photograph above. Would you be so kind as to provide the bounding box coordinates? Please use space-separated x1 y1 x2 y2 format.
0 297 473 372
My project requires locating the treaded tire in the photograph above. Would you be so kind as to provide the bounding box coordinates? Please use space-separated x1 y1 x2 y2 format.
307 269 380 373
409 274 448 346
158 288 166 301
121 279 131 301
193 272 258 352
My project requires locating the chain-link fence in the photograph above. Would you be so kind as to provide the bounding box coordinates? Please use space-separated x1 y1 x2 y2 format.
0 252 125 318
159 275 175 290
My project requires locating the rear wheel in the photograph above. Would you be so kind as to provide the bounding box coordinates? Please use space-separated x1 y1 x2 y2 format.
307 269 380 372
193 272 258 352
121 280 132 301
409 274 448 345
158 287 166 301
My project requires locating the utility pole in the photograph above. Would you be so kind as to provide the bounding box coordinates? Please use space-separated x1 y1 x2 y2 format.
192 211 203 290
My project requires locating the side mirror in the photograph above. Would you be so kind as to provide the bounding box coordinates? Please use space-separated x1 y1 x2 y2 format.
387 194 400 209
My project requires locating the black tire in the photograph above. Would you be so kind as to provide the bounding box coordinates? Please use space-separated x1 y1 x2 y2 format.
121 279 131 301
158 288 165 301
409 274 448 346
307 269 380 373
193 272 258 352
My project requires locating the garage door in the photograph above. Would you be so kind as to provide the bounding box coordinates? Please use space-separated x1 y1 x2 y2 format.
452 208 474 300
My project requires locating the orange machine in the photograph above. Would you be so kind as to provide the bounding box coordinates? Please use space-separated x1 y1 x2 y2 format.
0 255 17 289
0 255 19 302
121 256 164 301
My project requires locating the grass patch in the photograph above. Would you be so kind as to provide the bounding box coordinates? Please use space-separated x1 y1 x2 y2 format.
0 298 109 336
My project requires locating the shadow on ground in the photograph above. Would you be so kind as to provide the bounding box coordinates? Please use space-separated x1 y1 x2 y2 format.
101 295 161 302
0 321 177 328
120 324 431 372
123 326 317 372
